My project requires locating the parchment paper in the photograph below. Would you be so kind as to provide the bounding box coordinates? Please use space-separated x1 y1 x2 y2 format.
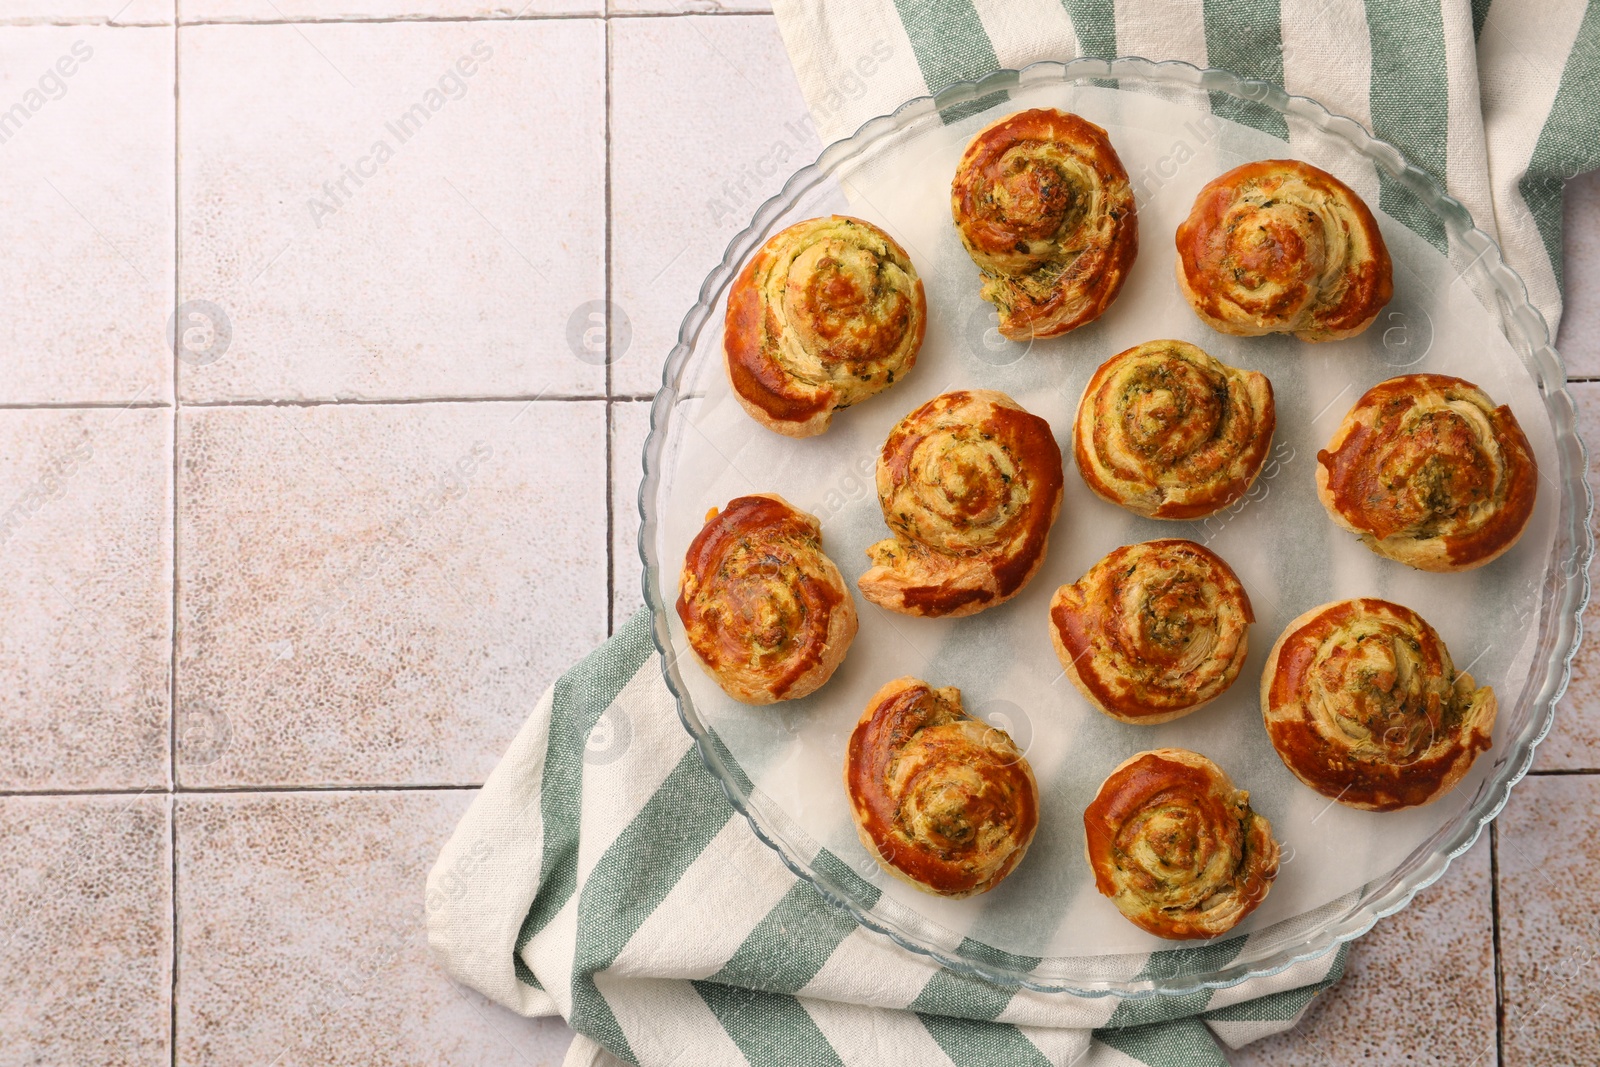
647 80 1558 959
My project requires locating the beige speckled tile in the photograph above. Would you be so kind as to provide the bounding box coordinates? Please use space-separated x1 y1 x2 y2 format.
0 793 171 1066
181 0 598 20
1227 836 1496 1066
177 20 605 402
0 408 171 790
609 14 819 395
0 25 173 402
1539 380 1600 771
1556 169 1600 377
176 401 607 787
175 790 574 1066
1498 775 1600 1066
611 397 652 629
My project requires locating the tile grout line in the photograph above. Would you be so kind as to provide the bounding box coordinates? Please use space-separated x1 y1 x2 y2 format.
0 9 773 28
0 783 490 798
1491 821 1506 1066
604 13 615 637
169 16 182 1066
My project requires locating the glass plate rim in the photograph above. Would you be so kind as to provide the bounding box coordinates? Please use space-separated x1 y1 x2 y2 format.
636 55 1595 997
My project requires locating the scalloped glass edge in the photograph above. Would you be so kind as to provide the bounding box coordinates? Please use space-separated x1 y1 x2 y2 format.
636 56 1594 998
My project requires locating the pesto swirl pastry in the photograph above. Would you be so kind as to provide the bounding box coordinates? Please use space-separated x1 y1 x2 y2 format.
1084 749 1279 940
676 494 857 705
1316 374 1538 572
951 108 1138 339
1050 540 1253 725
724 215 927 437
846 677 1039 898
1176 159 1393 341
1261 598 1497 811
1073 340 1275 519
859 390 1064 618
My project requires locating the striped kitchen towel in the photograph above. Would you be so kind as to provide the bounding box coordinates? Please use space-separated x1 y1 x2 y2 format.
771 0 1600 336
428 612 1350 1067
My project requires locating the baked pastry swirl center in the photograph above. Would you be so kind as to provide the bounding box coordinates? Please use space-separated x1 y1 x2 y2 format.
1074 340 1275 519
1084 749 1278 940
725 215 926 437
1262 598 1497 811
951 108 1137 339
859 390 1064 618
845 677 1039 898
1317 374 1537 571
1176 159 1392 341
677 494 857 705
1051 539 1253 724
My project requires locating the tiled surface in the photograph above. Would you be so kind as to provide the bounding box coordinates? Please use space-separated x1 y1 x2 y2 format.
609 14 818 394
175 791 574 1066
182 0 600 20
0 794 171 1066
0 1 172 24
176 401 607 787
178 20 606 402
1497 777 1600 1067
1227 837 1497 1066
610 396 651 628
0 407 171 790
0 25 173 403
0 5 1595 1063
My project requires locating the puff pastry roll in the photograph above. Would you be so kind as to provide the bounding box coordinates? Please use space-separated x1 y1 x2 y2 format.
676 494 857 705
724 215 927 438
1073 340 1275 519
951 108 1137 339
1050 539 1253 724
1084 749 1279 940
859 390 1064 618
1261 598 1497 811
845 677 1039 898
1316 374 1538 572
1176 159 1392 341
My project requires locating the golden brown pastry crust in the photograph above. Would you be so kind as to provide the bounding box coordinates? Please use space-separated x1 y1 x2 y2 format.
1083 748 1279 940
1073 340 1275 519
1050 540 1254 725
724 215 927 438
1261 598 1497 812
858 390 1064 618
676 494 857 704
951 108 1138 339
1316 374 1538 572
845 677 1039 898
1175 159 1392 342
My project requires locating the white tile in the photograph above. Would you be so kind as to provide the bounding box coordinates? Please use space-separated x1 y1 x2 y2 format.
0 795 171 1066
176 401 607 786
183 0 597 20
610 0 769 14
0 26 173 402
0 407 171 790
610 397 651 628
176 791 575 1067
609 14 819 395
1556 167 1600 377
0 1 171 24
178 21 606 401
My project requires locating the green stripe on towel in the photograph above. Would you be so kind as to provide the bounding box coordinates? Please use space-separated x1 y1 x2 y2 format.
1364 0 1450 250
1202 0 1289 140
